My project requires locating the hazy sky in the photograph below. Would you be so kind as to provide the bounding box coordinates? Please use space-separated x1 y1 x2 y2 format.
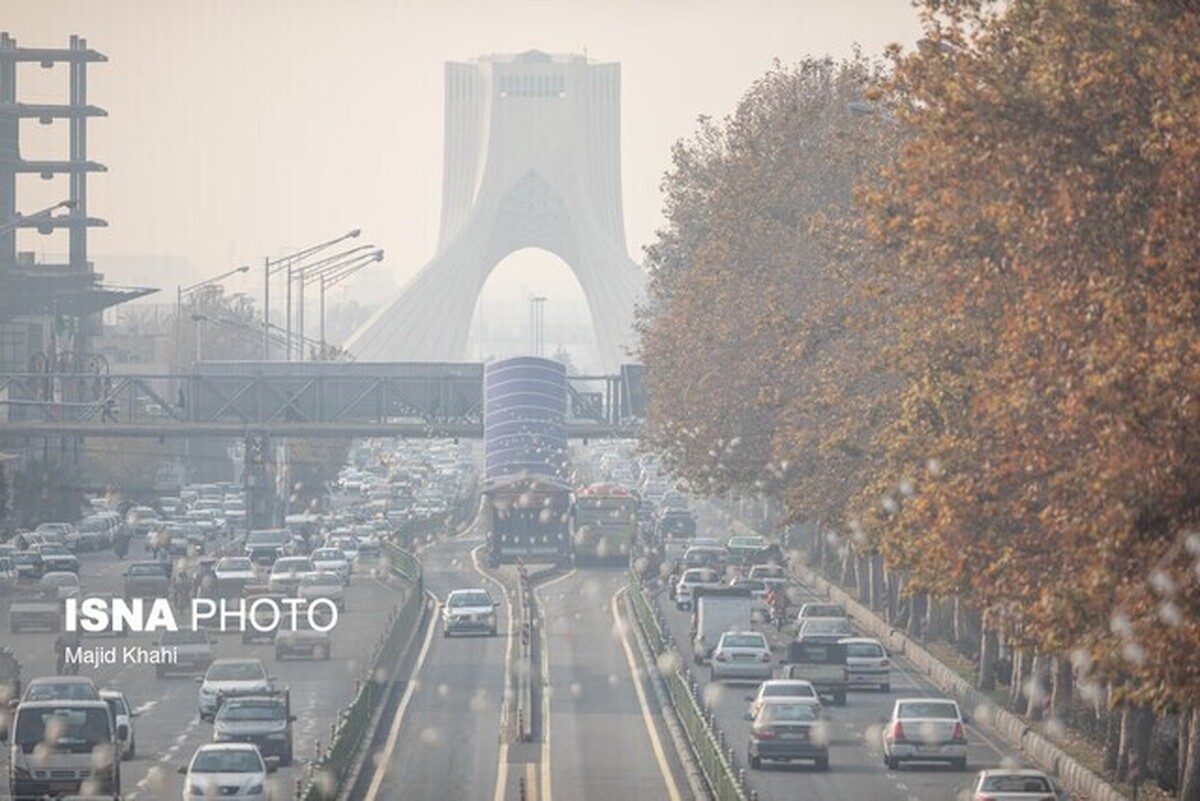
7 1 922 344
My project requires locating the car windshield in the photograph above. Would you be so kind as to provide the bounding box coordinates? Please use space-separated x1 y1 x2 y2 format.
312 549 344 560
274 559 313 572
763 683 816 699
303 573 340 585
39 544 69 555
247 532 287 546
450 591 493 607
981 775 1052 792
721 634 766 649
191 749 264 774
25 682 99 701
683 570 718 582
218 558 252 571
208 662 266 681
43 573 77 585
803 619 851 633
846 642 885 658
802 605 845 617
104 695 130 716
218 701 285 721
761 703 818 723
162 630 210 645
14 707 111 749
897 701 960 720
129 564 166 576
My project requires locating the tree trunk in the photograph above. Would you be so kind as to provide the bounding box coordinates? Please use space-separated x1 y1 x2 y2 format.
1131 706 1154 789
868 552 885 611
978 616 998 692
1050 655 1074 724
1179 710 1192 800
1025 653 1050 721
1010 649 1026 709
1103 685 1120 774
1117 705 1138 782
909 592 927 639
855 553 869 602
1181 708 1200 801
839 545 852 587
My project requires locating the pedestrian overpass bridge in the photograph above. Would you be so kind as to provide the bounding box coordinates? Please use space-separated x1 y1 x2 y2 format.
0 361 646 440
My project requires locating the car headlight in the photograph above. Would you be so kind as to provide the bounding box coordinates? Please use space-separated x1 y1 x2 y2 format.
214 732 232 741
188 784 206 796
247 783 264 795
199 686 215 696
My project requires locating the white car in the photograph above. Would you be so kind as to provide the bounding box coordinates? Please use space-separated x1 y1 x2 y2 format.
744 679 821 721
197 658 274 721
296 572 346 610
674 567 723 610
841 637 891 691
881 697 969 771
709 630 773 683
214 556 258 583
101 689 137 760
441 588 499 637
967 768 1066 800
309 547 351 584
40 570 81 599
179 743 277 800
267 557 316 594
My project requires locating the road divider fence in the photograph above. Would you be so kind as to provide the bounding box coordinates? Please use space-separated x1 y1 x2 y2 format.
298 542 425 801
628 571 751 801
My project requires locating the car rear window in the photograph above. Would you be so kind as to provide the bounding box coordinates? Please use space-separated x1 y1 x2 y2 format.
761 703 818 722
763 683 816 698
721 634 766 649
897 701 960 720
982 775 1052 792
846 642 885 658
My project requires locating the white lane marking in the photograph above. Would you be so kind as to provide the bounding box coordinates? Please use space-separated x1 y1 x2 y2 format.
132 699 158 716
469 545 516 801
363 587 439 801
532 567 575 801
612 586 683 801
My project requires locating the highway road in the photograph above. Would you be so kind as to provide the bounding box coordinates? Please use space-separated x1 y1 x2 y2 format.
0 541 406 800
360 534 509 801
651 564 1026 801
538 566 690 801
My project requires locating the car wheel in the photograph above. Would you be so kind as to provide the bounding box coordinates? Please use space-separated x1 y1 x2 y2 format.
749 755 762 769
834 692 846 706
281 749 293 767
885 756 900 770
814 756 828 771
274 648 284 660
442 627 451 638
880 683 890 692
952 757 968 771
128 737 136 759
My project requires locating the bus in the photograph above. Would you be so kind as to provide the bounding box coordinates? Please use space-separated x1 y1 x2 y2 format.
571 483 638 565
482 477 573 568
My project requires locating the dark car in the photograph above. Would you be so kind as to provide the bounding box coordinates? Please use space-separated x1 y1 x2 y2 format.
748 699 830 770
124 561 171 600
11 551 44 582
28 542 78 574
212 692 295 765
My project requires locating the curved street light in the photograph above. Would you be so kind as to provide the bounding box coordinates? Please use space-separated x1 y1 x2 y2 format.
262 229 362 360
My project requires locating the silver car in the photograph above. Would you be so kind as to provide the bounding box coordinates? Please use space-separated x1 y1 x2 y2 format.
881 697 969 770
709 630 773 683
441 588 498 637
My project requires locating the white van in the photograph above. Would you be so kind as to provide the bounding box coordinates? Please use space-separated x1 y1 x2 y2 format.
3 699 121 798
692 591 754 665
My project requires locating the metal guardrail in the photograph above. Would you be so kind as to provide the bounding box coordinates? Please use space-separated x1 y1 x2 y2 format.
627 572 750 801
298 542 424 801
516 564 535 743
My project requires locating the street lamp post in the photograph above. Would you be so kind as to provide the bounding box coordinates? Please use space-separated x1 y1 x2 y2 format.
292 244 375 361
262 229 361 361
175 264 250 390
192 314 206 364
309 250 383 358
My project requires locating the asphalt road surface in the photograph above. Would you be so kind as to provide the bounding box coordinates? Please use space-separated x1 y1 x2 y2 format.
0 543 406 800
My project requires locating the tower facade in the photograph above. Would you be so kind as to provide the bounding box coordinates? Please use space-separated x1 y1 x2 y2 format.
345 51 645 370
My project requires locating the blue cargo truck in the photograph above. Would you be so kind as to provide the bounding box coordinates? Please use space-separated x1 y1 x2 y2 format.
481 357 574 567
